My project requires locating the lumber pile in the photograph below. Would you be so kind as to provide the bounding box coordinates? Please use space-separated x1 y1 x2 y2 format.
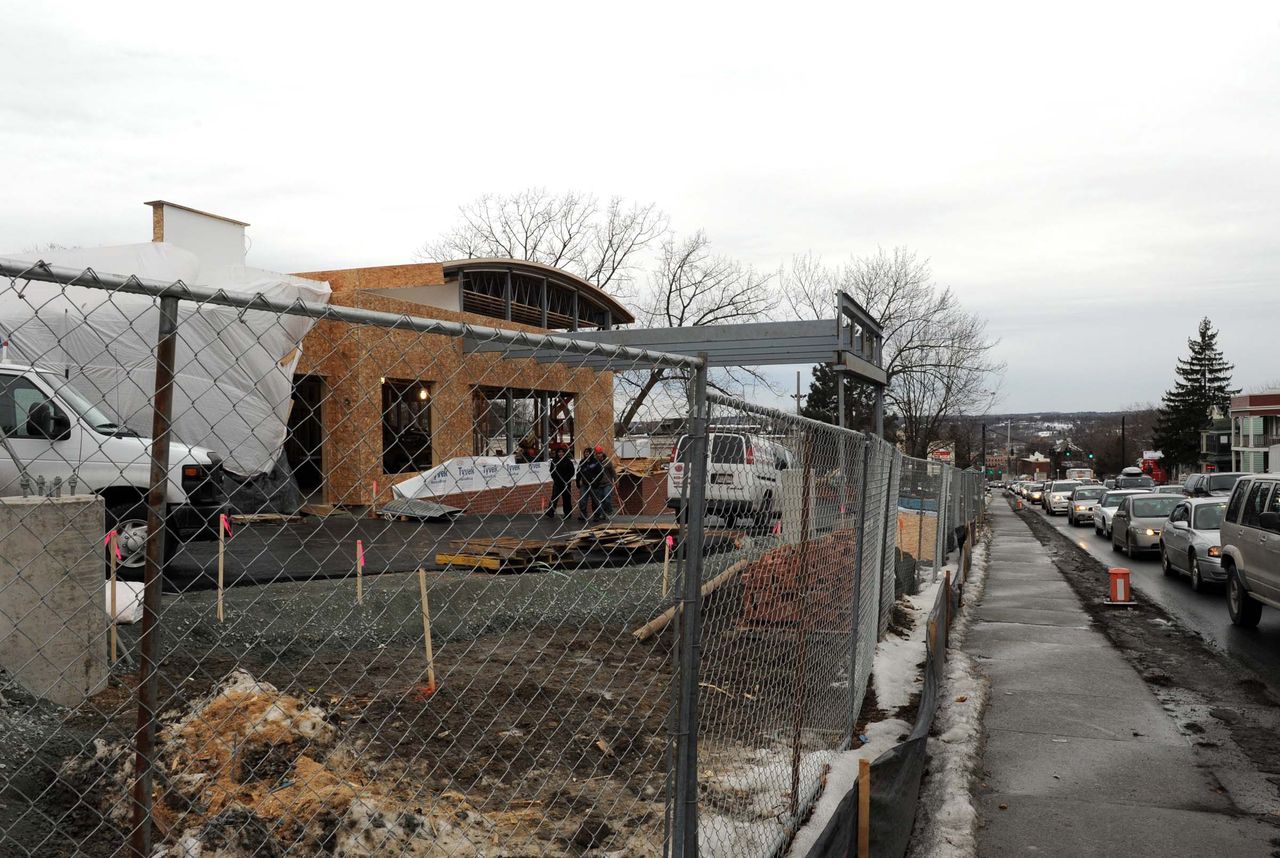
564 522 682 555
739 528 858 629
436 536 581 573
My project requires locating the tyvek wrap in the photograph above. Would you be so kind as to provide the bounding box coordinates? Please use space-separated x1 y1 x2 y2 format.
0 243 330 476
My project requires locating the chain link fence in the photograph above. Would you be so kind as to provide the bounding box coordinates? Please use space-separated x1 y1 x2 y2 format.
0 258 984 857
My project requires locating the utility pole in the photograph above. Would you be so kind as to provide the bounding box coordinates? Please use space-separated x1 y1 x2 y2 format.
791 370 805 415
1121 415 1127 469
981 423 987 474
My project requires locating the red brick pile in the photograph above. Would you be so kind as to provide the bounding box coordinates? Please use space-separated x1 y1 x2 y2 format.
739 529 858 630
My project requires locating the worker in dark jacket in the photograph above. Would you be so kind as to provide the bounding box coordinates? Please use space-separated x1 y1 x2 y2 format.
546 443 575 519
578 445 616 523
575 446 596 521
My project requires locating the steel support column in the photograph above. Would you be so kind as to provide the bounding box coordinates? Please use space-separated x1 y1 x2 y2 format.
672 356 710 858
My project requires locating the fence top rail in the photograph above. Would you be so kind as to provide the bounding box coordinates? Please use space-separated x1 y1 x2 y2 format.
0 257 705 371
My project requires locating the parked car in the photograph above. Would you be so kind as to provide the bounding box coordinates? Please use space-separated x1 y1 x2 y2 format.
1220 474 1280 627
1188 471 1247 498
1067 485 1106 526
0 363 225 569
1093 489 1147 537
1159 498 1228 592
1111 493 1182 557
667 431 791 526
1043 480 1082 515
1115 466 1156 490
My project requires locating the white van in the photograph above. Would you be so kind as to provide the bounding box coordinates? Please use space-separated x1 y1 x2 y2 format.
0 364 225 569
667 432 793 525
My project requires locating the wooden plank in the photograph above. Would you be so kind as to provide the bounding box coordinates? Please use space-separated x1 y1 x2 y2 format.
435 553 504 570
857 758 871 857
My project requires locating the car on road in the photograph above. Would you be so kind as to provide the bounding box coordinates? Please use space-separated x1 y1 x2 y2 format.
1187 471 1247 498
1112 493 1182 557
1093 489 1147 537
1220 474 1280 627
1159 498 1228 592
1153 485 1186 495
1043 480 1082 515
1027 481 1046 504
1067 485 1106 526
1103 478 1117 489
1115 466 1156 490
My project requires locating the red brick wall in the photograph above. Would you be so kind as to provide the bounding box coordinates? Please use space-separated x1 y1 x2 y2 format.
616 473 669 515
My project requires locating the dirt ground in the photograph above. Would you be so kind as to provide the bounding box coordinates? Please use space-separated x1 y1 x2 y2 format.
2 573 865 857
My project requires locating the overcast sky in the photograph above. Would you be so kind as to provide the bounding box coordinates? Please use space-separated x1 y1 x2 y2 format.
2 2 1277 413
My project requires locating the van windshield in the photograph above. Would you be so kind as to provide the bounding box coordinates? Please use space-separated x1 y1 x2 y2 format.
38 372 132 436
676 434 746 465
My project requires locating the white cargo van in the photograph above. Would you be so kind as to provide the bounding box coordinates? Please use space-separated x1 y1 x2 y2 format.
0 364 225 569
667 432 793 526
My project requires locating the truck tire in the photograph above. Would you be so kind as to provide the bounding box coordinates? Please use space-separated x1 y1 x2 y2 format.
105 495 174 578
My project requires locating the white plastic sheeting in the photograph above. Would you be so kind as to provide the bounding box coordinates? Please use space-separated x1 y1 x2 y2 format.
0 243 330 476
392 455 550 500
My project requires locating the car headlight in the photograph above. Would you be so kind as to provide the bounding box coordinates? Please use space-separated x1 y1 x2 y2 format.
1075 504 1087 510
1144 528 1157 537
1207 546 1221 558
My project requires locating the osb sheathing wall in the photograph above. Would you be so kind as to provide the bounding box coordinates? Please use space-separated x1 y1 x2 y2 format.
293 263 615 506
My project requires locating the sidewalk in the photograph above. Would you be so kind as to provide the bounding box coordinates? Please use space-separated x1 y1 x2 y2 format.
968 502 1272 856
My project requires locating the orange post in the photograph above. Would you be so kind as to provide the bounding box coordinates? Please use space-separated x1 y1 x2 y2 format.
857 757 871 857
1107 567 1135 605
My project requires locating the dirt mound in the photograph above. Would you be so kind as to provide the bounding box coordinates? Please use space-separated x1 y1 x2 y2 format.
61 670 493 856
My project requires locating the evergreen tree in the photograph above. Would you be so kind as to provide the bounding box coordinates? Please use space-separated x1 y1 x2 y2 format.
1152 318 1238 468
802 363 897 437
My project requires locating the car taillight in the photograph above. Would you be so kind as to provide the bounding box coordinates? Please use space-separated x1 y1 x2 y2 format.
745 444 754 465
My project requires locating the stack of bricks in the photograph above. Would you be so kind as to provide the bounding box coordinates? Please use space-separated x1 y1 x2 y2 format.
739 528 858 629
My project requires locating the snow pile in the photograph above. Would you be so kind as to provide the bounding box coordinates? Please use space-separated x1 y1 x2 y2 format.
698 747 836 857
906 529 992 858
873 579 942 714
783 718 912 858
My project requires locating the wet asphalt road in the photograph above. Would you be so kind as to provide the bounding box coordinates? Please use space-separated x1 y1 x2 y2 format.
1019 494 1280 696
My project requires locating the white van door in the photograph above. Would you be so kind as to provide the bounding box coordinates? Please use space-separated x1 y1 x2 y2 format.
0 374 79 497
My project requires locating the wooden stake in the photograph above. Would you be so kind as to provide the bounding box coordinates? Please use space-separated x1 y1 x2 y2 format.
857 758 871 857
661 535 672 598
418 567 436 692
108 532 118 664
356 540 365 605
632 557 750 642
216 526 225 623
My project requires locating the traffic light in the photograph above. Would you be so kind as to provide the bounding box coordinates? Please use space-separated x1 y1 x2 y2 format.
1064 450 1071 458
1087 452 1094 460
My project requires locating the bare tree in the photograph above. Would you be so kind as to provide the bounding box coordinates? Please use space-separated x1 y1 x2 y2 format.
616 231 778 430
422 188 667 297
782 247 1004 456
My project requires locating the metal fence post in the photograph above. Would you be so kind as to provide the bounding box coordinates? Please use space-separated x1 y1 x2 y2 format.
878 450 899 635
129 294 179 858
846 437 872 739
934 467 949 578
672 356 710 858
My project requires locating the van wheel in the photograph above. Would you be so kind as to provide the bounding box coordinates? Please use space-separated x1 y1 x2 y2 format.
1227 568 1262 627
752 493 774 530
106 497 175 576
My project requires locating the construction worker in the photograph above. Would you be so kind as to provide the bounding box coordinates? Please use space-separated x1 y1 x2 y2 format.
576 446 596 521
547 443 575 519
581 445 616 523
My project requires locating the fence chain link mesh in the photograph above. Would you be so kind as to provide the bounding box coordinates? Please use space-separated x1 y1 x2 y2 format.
0 259 984 857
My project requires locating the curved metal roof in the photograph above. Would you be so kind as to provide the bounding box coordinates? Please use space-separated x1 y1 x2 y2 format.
440 258 634 325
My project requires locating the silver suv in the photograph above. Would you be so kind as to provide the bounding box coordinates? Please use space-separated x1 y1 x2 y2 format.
1220 474 1280 627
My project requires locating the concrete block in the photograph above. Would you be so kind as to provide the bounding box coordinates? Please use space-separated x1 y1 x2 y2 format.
0 494 107 706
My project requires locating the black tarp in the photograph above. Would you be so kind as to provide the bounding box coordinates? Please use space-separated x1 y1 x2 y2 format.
803 570 954 858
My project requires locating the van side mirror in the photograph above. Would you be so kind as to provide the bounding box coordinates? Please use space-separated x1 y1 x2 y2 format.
29 403 71 441
1260 511 1280 532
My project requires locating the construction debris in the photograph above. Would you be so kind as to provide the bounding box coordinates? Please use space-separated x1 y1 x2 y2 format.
59 670 495 856
437 522 708 573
